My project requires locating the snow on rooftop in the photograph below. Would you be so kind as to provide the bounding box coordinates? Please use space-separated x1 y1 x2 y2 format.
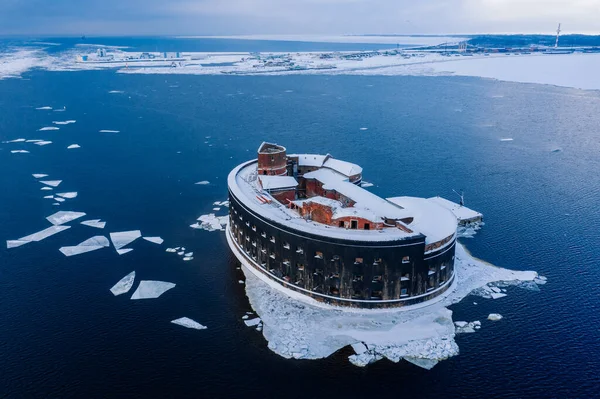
427 196 483 222
292 154 327 167
171 317 207 330
258 175 298 190
240 241 544 369
110 271 136 296
7 225 71 248
109 230 141 250
130 280 176 300
323 157 362 177
46 211 86 225
387 197 457 244
59 235 110 256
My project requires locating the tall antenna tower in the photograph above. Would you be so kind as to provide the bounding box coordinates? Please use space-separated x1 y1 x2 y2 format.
555 23 561 48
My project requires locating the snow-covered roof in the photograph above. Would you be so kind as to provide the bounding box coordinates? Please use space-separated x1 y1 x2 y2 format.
323 157 363 177
387 197 457 244
292 153 327 167
258 175 298 190
293 196 379 221
426 196 482 222
304 168 408 221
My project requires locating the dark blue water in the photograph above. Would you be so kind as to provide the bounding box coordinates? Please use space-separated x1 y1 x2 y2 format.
1 68 600 398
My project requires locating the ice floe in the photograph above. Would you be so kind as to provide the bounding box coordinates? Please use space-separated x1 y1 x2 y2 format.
59 235 110 256
11 150 29 154
99 130 119 133
46 211 86 225
130 280 176 300
195 180 210 185
67 144 80 149
165 248 177 253
244 317 262 327
109 90 124 94
40 180 62 187
33 140 52 146
53 197 65 202
32 174 48 178
36 106 52 110
183 256 193 261
52 120 76 125
5 138 26 143
26 139 43 143
7 225 71 248
38 127 59 131
43 195 54 199
110 230 141 250
142 236 164 244
454 320 481 334
117 248 133 255
41 187 52 191
52 203 60 206
110 271 135 296
239 242 543 369
488 313 503 321
56 192 78 199
171 317 207 330
80 219 106 229
500 138 514 142
190 213 228 232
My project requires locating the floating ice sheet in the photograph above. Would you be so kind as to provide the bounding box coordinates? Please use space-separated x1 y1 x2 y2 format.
244 317 262 327
99 130 119 133
40 180 62 187
7 225 71 248
109 90 124 94
80 219 106 229
142 236 163 244
500 138 514 142
130 280 176 300
117 248 133 255
46 211 86 225
5 138 26 143
67 144 80 149
11 150 29 153
56 192 78 199
53 197 65 203
52 120 76 125
36 106 52 110
32 174 48 178
38 127 59 131
240 242 542 369
191 213 228 232
43 195 53 199
110 271 135 296
34 141 52 146
59 235 109 256
488 313 503 321
110 230 141 250
195 180 210 185
171 317 207 330
41 187 52 191
26 139 43 143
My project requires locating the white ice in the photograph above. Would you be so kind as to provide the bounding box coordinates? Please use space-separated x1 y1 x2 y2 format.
56 192 78 199
109 230 141 250
171 317 207 330
80 219 106 229
109 90 124 94
53 197 65 203
67 144 81 149
40 180 62 187
130 280 176 300
46 211 86 225
117 248 133 255
195 180 210 185
500 138 514 142
38 127 59 131
142 236 164 244
165 248 177 253
33 141 52 146
244 317 262 327
488 313 503 321
183 256 193 261
26 139 43 142
7 225 71 248
53 203 60 206
5 138 26 143
32 174 48 178
52 120 76 125
59 235 110 256
36 106 52 110
43 195 54 199
41 187 52 191
240 242 542 369
184 252 193 256
110 271 135 296
191 213 228 232
11 150 29 153
99 130 119 133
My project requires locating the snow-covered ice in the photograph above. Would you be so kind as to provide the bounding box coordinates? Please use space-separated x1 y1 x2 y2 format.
52 120 76 125
142 236 164 244
171 317 207 330
110 230 141 250
99 130 119 133
56 192 78 199
43 195 54 199
36 106 52 110
238 239 543 369
165 248 177 253
191 213 228 232
53 197 65 203
110 271 136 296
33 141 52 146
488 313 503 321
244 317 262 327
59 235 110 256
46 211 86 225
130 280 176 299
40 180 62 187
80 219 106 229
38 127 59 131
500 138 514 142
195 180 210 185
117 248 133 255
5 138 26 143
67 144 80 149
11 150 29 153
32 174 48 178
183 256 193 261
7 225 71 248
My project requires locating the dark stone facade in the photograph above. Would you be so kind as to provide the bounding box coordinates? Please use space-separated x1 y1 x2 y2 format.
228 188 456 309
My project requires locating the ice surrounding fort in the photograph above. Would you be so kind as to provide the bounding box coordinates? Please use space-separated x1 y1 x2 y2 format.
241 242 544 369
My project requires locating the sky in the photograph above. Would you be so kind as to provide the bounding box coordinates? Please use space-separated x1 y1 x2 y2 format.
1 0 599 36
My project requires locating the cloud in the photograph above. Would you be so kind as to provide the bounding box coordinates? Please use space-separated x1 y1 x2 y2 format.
0 0 598 35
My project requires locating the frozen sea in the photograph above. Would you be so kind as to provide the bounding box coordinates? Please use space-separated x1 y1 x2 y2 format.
1 37 600 398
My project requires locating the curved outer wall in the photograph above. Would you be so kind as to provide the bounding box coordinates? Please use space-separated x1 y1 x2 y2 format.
228 188 456 309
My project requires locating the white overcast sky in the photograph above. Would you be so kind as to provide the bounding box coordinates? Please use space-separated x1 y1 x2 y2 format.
1 0 599 36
